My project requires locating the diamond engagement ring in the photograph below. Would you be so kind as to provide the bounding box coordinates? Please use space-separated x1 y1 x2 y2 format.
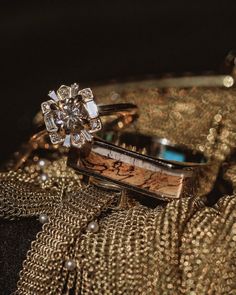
41 83 138 149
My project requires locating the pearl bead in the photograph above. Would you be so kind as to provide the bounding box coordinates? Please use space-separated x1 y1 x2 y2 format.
39 214 49 224
223 75 234 88
87 221 99 233
38 159 46 167
40 173 48 181
65 259 76 271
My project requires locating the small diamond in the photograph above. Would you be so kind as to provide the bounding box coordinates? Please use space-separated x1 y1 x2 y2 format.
57 85 71 100
63 134 71 147
49 132 64 144
41 101 53 114
79 88 93 101
85 100 99 119
44 113 58 132
48 90 59 101
90 118 102 132
71 133 85 148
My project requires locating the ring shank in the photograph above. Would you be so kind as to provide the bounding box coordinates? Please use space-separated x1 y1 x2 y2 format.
68 138 205 201
98 103 138 116
100 131 207 165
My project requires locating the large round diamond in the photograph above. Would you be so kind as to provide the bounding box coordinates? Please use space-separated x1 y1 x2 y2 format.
54 100 83 131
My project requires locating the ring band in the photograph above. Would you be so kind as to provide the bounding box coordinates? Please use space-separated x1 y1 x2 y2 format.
10 83 137 171
97 103 138 117
68 136 207 201
103 131 206 164
41 83 138 149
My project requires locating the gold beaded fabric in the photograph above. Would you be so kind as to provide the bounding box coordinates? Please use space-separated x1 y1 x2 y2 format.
1 82 236 294
95 82 236 195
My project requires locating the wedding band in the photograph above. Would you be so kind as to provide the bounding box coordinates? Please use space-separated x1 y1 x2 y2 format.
41 83 138 149
104 131 206 164
68 136 207 201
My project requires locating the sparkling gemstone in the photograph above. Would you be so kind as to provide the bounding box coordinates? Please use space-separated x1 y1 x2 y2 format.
85 100 99 119
41 101 52 114
48 90 59 101
43 84 101 149
57 85 71 100
90 118 102 132
63 134 71 147
49 132 64 144
71 133 85 148
79 88 93 101
44 113 58 132
53 101 82 131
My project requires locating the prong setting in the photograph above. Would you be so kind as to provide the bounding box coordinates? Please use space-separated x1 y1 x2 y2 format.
41 83 102 148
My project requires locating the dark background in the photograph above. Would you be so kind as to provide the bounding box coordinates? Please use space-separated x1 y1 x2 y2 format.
1 0 236 163
1 1 236 293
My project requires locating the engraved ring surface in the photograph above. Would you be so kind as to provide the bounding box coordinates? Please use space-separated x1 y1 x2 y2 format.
41 83 138 149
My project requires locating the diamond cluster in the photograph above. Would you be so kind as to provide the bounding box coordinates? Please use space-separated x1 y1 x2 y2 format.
41 83 102 148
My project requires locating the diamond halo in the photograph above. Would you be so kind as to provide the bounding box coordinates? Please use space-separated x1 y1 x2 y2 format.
41 83 102 148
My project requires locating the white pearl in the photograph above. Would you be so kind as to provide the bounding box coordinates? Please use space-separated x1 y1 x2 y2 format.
65 259 76 271
40 173 48 181
87 221 99 233
39 214 49 224
38 159 46 167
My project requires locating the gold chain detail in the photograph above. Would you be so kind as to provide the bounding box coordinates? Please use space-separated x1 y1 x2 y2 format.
1 84 236 294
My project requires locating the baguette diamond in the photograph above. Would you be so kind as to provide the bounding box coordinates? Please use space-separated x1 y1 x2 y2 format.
41 83 102 148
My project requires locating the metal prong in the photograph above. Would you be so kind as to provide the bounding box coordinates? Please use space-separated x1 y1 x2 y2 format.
71 83 79 97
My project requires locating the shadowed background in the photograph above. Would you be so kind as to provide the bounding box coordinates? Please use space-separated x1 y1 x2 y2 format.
0 1 236 293
1 0 236 163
